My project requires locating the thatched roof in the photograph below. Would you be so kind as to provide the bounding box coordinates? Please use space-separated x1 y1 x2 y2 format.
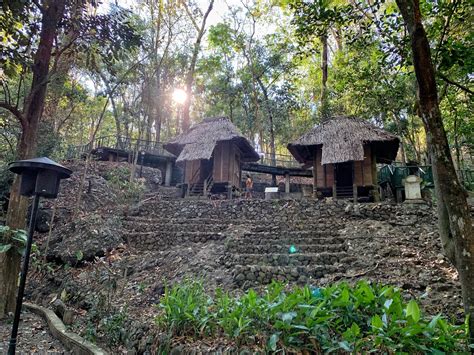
288 116 399 165
164 116 260 162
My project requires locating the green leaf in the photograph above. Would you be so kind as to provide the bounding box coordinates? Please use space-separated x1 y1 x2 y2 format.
406 300 421 323
350 322 360 336
334 287 350 306
428 314 442 329
76 250 84 262
371 315 384 330
268 333 279 351
12 232 27 244
0 244 12 253
383 299 393 310
281 311 297 323
338 341 352 351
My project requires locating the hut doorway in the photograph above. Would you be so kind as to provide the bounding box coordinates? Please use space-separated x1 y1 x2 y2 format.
335 162 353 187
200 158 214 182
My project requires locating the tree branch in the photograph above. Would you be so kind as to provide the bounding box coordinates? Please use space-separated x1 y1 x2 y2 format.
181 1 200 32
438 73 474 96
0 102 26 128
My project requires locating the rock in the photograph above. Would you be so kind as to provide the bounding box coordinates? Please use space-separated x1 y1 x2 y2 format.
46 213 123 265
35 209 52 233
52 299 66 319
63 309 74 325
344 204 352 213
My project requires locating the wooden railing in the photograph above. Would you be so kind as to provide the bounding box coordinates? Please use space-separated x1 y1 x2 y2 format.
65 135 173 159
258 152 301 168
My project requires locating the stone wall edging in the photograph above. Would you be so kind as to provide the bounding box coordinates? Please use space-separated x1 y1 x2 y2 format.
24 302 108 355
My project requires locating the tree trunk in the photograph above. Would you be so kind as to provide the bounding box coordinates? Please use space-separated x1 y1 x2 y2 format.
256 78 276 167
396 0 474 341
0 0 66 318
181 0 214 132
320 33 329 121
392 113 407 164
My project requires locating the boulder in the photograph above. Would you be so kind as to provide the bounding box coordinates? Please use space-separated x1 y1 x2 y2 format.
46 214 123 265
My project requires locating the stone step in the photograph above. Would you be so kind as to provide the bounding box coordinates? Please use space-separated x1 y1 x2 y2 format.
123 216 343 231
232 264 346 286
222 252 348 268
231 235 345 246
225 243 348 254
239 231 340 239
123 221 229 233
250 224 344 232
124 231 227 249
124 216 240 224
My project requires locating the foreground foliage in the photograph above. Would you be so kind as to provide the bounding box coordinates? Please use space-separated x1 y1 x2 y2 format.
156 280 472 352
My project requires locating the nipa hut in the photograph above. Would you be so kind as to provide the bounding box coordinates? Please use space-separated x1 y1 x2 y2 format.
164 116 259 196
287 116 399 200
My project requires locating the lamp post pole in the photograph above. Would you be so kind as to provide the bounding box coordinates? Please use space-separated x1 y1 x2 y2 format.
8 194 41 355
7 157 72 354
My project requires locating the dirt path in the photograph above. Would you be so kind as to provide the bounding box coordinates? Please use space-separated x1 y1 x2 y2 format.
0 311 69 354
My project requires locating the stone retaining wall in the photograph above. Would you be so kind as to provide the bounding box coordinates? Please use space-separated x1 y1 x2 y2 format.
133 199 436 225
125 231 226 249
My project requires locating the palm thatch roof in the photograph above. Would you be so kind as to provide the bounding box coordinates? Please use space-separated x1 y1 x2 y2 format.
164 116 260 162
288 116 399 165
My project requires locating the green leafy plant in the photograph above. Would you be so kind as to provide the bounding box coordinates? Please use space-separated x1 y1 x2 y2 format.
103 166 145 202
0 225 31 255
156 279 214 337
101 307 129 346
155 280 472 352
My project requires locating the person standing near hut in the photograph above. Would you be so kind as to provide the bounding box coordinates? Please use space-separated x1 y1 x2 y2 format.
245 174 254 199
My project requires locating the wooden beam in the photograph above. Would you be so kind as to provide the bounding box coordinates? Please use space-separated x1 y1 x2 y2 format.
372 149 380 202
285 173 290 194
313 155 317 197
352 161 357 202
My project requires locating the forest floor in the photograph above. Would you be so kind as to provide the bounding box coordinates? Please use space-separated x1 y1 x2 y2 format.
0 311 69 354
3 161 469 353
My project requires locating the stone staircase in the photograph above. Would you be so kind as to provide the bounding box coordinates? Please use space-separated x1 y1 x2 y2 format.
123 217 229 250
122 196 355 288
222 222 350 286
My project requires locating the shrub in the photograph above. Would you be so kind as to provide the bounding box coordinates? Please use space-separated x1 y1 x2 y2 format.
155 280 472 353
156 280 214 337
103 166 145 202
0 225 30 255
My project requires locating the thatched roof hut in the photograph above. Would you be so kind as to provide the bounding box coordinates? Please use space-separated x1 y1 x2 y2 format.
288 116 399 165
164 117 259 196
164 116 259 163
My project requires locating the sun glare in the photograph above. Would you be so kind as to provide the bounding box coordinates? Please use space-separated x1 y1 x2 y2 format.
172 89 187 104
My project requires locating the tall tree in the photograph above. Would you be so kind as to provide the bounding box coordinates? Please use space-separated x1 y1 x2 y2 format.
0 0 66 318
0 0 141 318
395 0 474 340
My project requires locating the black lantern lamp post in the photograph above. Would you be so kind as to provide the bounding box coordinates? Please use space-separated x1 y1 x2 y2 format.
7 157 72 355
